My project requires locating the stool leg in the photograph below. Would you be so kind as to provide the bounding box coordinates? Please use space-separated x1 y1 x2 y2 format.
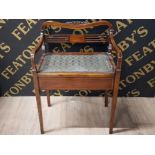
105 91 109 107
109 71 120 134
35 89 44 134
33 71 44 134
46 90 51 107
109 91 118 134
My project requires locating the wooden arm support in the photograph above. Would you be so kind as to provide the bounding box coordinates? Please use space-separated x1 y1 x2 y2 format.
31 34 44 72
109 29 122 71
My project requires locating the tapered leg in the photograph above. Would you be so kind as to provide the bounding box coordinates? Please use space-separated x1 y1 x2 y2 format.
35 88 44 134
46 90 51 107
32 71 44 134
105 91 109 107
109 71 121 134
109 91 118 134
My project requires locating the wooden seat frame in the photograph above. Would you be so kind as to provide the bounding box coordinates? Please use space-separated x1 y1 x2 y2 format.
31 20 122 134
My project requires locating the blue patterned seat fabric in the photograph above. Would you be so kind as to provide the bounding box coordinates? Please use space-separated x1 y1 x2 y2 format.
39 53 113 73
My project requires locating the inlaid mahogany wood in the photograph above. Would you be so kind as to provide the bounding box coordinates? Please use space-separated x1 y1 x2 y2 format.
44 34 108 43
31 20 122 134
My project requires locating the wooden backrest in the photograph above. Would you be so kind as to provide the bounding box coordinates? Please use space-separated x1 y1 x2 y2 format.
41 20 113 44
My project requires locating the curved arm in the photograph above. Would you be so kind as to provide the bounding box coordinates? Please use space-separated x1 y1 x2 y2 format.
31 34 44 71
42 20 113 30
109 29 122 70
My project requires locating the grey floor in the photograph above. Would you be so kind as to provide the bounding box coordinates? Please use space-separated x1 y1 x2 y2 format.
0 96 155 135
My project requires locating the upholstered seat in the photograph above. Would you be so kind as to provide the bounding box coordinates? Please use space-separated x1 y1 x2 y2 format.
39 53 113 73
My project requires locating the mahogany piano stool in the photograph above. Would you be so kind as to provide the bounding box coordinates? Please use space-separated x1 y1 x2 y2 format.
31 20 122 134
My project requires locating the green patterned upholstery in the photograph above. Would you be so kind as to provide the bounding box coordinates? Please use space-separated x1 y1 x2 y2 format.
39 53 113 73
